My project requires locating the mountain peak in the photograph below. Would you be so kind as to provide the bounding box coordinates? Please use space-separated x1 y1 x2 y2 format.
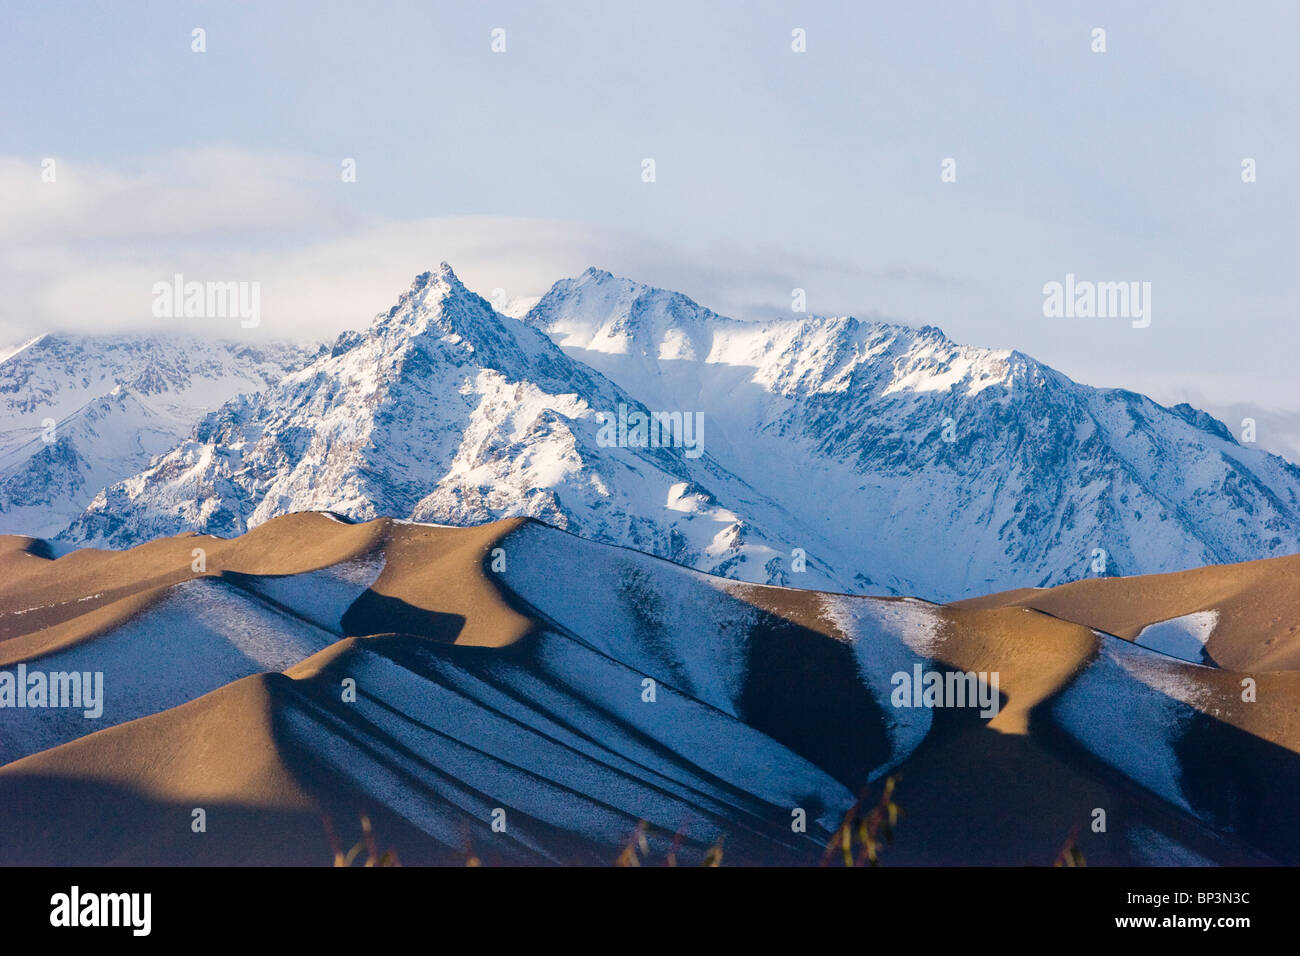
403 261 465 296
525 268 742 354
354 263 590 394
381 264 479 326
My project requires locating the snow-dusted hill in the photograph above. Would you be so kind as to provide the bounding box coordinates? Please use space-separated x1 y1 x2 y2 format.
0 334 317 538
4 515 1294 865
15 265 1300 600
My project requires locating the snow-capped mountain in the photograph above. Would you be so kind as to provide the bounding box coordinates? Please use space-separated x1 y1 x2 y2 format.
0 334 317 538
524 268 1300 598
61 266 838 589
24 264 1300 600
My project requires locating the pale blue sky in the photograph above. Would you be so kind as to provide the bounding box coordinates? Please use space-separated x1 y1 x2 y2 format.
2 0 1297 410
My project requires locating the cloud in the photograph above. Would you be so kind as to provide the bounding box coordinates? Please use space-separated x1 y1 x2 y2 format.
0 148 360 244
1 148 968 343
8 147 1286 421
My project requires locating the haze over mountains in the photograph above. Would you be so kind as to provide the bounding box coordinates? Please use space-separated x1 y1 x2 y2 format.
5 264 1300 601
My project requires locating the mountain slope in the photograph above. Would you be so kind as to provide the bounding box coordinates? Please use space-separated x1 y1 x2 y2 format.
524 268 1300 598
0 333 317 537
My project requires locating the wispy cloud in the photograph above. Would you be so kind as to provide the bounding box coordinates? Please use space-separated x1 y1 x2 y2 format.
2 147 972 343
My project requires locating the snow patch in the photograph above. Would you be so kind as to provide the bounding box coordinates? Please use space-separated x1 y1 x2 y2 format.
817 595 944 774
235 552 385 633
0 577 335 764
1135 610 1218 664
1051 634 1214 814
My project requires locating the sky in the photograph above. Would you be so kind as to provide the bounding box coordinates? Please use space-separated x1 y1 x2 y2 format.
2 0 1298 419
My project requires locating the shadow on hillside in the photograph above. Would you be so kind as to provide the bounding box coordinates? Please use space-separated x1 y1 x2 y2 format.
341 591 467 643
1026 693 1300 865
0 774 455 866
